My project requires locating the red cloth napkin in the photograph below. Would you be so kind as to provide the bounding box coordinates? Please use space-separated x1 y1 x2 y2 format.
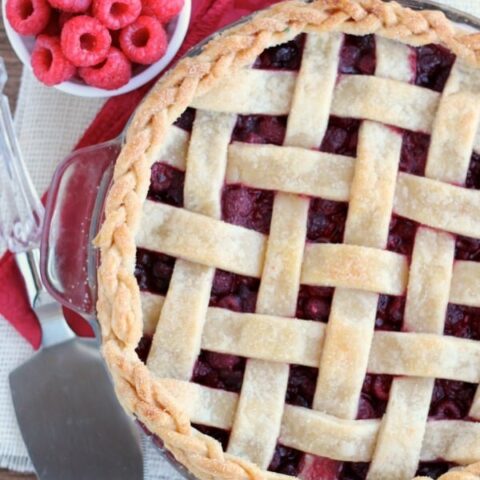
0 0 279 349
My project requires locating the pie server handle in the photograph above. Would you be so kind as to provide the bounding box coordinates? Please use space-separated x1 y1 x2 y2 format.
40 137 122 318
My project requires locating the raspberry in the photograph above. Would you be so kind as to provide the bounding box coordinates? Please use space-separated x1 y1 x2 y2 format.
6 0 51 36
61 15 111 67
119 15 167 65
141 0 183 24
48 0 90 13
79 46 131 89
31 35 76 86
93 0 141 30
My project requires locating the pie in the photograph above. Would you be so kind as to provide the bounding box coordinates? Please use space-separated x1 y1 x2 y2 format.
94 0 480 479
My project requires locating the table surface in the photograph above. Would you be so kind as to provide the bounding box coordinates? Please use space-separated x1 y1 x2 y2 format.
0 14 36 480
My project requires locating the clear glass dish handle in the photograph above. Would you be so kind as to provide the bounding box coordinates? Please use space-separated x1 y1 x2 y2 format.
40 138 122 319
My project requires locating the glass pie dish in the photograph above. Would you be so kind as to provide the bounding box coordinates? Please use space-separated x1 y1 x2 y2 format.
39 1 480 479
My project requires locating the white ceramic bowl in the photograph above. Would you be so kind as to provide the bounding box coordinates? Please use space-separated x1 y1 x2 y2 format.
2 0 191 97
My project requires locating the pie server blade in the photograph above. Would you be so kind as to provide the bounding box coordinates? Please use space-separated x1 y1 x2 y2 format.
9 337 143 480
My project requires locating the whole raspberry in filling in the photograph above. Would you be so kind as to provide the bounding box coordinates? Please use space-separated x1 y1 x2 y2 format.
286 365 318 408
191 351 246 393
149 163 184 207
320 117 361 157
387 216 418 256
444 304 480 341
429 380 476 419
134 248 175 295
231 115 287 145
296 286 334 322
209 270 259 313
338 34 376 75
254 34 305 71
307 199 348 244
375 295 405 332
357 374 393 420
415 44 456 92
399 131 431 176
221 185 274 234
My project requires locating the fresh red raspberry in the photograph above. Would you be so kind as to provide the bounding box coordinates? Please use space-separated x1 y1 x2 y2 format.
141 0 183 24
93 0 141 30
6 0 51 36
119 15 167 65
61 15 111 67
31 35 76 86
48 0 90 13
79 46 131 89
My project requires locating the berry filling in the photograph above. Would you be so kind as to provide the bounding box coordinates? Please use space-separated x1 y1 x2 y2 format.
254 34 305 71
338 34 376 75
134 36 479 480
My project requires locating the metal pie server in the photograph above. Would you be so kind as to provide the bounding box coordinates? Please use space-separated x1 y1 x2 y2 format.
0 59 143 480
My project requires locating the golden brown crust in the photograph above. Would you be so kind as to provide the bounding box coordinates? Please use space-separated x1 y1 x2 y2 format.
95 1 480 478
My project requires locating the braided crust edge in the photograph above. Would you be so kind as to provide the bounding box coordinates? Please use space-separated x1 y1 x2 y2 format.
94 1 480 478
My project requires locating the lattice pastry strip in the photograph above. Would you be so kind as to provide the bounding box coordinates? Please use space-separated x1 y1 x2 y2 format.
146 111 236 379
226 31 341 468
313 121 403 419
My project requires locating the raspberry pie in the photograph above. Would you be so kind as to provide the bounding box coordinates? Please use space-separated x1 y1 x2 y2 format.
95 0 480 479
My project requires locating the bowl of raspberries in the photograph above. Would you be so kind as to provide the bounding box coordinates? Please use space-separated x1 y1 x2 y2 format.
2 0 191 96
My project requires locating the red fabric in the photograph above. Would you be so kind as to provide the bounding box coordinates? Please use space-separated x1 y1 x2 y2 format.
0 0 279 349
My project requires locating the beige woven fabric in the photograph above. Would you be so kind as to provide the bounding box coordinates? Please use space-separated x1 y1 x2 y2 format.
2 0 480 477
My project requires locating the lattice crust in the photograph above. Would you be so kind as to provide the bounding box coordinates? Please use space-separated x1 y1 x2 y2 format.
95 0 480 479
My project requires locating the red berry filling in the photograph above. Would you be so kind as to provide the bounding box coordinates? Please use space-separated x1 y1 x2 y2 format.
338 34 376 76
174 107 196 132
6 0 51 35
357 374 393 420
307 199 348 244
415 44 456 92
375 295 406 332
191 351 246 393
148 163 184 207
254 34 305 71
296 286 334 322
399 131 431 176
466 153 480 190
456 235 480 261
231 115 287 146
221 185 274 235
429 379 476 420
286 365 318 408
444 304 480 341
193 424 229 450
209 270 260 313
320 117 361 157
135 248 175 295
387 216 418 256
